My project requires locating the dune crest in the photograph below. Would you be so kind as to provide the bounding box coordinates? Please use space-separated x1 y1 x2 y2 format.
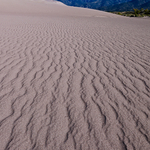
0 0 150 150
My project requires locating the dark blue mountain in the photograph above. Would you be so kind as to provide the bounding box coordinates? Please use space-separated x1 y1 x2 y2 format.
100 0 150 11
57 0 150 11
57 0 132 9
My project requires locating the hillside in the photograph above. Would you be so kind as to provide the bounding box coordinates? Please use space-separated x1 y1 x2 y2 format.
0 0 150 150
57 0 150 11
100 0 150 11
57 0 132 9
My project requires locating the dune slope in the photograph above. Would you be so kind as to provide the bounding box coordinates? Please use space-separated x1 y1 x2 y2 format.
0 0 150 150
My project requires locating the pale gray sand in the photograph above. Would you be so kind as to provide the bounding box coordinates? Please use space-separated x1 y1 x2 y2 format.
0 0 150 150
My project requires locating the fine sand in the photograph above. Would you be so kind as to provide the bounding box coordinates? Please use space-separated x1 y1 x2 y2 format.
0 0 150 150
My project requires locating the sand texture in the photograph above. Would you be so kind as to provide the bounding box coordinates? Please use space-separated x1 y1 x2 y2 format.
0 0 150 150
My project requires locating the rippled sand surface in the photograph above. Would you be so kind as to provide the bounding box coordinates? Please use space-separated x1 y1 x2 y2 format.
0 0 150 150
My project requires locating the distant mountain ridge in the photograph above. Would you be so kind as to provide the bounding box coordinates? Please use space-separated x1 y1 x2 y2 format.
57 0 132 9
101 0 150 11
57 0 150 11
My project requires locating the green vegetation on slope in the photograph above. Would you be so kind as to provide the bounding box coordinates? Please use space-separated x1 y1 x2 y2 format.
112 8 150 17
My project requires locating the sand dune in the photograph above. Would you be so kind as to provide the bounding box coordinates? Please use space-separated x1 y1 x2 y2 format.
0 0 150 150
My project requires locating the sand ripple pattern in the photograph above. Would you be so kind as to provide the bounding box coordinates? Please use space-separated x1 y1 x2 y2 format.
0 16 150 150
